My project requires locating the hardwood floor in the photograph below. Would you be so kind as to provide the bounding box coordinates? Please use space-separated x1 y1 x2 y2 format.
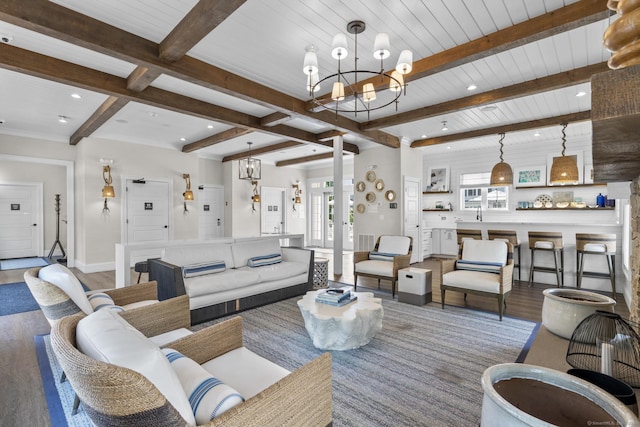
0 255 629 425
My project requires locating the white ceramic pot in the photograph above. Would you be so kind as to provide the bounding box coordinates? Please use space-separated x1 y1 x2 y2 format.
481 363 640 427
542 288 616 339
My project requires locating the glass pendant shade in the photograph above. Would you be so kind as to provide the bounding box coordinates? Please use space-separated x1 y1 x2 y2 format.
373 33 390 59
396 50 413 74
550 156 579 184
331 81 345 101
490 162 514 185
303 50 318 75
331 33 348 60
239 157 261 180
389 70 404 92
362 83 376 102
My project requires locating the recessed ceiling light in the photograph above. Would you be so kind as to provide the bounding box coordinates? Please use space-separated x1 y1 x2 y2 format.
467 84 477 91
148 112 158 118
576 91 587 97
58 115 68 124
71 93 81 99
180 137 186 142
207 124 214 129
115 119 128 124
481 105 498 112
0 34 14 44
447 146 451 149
534 131 540 137
441 121 448 131
421 134 427 139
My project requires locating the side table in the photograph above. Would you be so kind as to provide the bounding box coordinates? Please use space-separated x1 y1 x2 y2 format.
313 257 329 289
398 267 432 305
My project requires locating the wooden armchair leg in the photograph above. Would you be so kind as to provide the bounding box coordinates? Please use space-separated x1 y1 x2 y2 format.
441 289 446 309
497 295 505 321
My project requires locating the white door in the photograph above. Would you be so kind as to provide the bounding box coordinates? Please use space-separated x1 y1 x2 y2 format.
309 192 323 246
261 187 285 234
0 183 42 259
125 180 170 244
342 191 354 250
198 185 224 239
403 176 422 264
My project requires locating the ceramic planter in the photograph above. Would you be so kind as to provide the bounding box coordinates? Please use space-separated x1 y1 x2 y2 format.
542 288 616 339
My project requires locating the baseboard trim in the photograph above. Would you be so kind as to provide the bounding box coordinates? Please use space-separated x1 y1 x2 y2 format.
74 260 115 274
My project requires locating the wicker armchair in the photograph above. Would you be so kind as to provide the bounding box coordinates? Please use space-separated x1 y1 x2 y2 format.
354 235 412 297
24 266 159 327
51 312 333 426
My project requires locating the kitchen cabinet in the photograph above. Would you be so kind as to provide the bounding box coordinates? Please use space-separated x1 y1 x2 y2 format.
431 228 458 256
422 228 433 259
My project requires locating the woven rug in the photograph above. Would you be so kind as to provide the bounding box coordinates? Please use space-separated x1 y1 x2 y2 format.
0 282 41 316
0 257 49 270
35 296 538 426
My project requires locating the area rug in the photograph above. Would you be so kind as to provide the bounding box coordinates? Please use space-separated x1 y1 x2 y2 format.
35 297 537 426
0 257 49 270
0 282 41 315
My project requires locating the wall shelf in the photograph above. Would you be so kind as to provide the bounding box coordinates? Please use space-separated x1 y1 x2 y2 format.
423 209 452 212
423 191 452 194
514 183 606 190
515 207 614 211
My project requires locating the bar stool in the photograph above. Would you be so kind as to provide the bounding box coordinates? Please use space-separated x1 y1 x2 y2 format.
576 233 616 299
488 230 521 283
528 231 564 287
456 229 482 246
134 261 148 284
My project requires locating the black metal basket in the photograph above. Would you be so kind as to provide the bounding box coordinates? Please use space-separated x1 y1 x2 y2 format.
566 310 640 388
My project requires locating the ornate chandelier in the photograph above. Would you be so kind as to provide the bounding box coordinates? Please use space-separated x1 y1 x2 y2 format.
303 20 413 118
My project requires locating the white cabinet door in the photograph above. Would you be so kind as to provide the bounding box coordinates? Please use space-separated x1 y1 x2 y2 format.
440 229 458 255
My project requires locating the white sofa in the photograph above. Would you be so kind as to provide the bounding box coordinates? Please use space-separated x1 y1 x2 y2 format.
440 239 514 320
149 238 314 323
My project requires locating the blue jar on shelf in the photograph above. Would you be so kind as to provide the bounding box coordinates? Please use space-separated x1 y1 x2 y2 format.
597 193 605 207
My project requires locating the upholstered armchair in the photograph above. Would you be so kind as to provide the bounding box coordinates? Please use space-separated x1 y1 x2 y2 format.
354 235 412 298
440 239 514 320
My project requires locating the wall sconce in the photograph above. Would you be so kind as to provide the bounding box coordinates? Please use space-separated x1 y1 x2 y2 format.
251 180 260 212
292 182 302 211
183 173 194 213
102 164 115 213
239 141 261 180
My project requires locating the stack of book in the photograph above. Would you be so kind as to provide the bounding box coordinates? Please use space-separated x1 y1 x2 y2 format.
315 287 357 307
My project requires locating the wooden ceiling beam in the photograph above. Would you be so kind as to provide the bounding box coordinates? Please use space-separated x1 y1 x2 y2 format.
182 127 253 153
0 44 328 146
410 111 591 148
159 0 246 61
317 130 346 141
260 112 291 127
69 96 129 145
0 0 398 148
309 0 609 110
276 152 336 167
127 66 162 92
222 140 303 162
362 62 609 130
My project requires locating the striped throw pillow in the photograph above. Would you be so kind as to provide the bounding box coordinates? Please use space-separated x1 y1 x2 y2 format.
87 292 125 312
456 260 504 274
247 253 282 267
163 349 244 423
369 251 399 262
182 260 226 278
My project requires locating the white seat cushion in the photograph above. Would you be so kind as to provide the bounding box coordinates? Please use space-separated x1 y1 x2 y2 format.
184 269 260 298
443 270 503 294
240 261 308 282
584 243 607 252
76 309 195 425
355 260 394 277
534 241 555 249
38 264 93 315
149 328 193 347
121 299 159 310
377 236 411 255
201 347 290 399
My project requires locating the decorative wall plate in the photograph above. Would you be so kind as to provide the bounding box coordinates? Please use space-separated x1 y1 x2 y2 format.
365 192 376 203
366 170 377 182
374 179 385 191
385 190 396 201
356 181 366 192
356 203 365 213
535 194 552 206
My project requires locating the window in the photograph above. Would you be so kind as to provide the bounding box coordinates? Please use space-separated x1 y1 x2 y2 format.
459 173 509 211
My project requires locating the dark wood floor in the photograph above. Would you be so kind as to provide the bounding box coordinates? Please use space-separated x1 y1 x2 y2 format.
0 254 629 426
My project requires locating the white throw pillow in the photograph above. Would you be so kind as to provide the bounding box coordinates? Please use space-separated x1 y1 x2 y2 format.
163 348 244 423
76 309 196 426
38 264 93 315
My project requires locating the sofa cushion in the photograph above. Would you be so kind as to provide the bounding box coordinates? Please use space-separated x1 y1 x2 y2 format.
461 240 508 265
247 253 281 267
182 260 226 278
377 236 411 256
163 349 244 423
238 260 307 283
87 292 125 312
354 260 394 278
443 270 503 293
231 239 282 268
38 264 93 315
184 269 260 298
201 347 290 399
163 244 235 269
76 309 196 426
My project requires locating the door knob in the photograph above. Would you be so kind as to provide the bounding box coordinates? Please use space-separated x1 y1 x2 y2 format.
164 225 168 228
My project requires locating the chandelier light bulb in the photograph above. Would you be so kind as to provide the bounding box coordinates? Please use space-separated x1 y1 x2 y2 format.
331 81 345 101
303 50 318 76
389 70 404 92
331 33 348 60
396 49 413 74
373 33 390 60
362 83 376 102
306 73 320 93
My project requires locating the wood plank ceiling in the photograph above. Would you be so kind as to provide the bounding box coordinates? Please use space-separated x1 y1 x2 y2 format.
0 0 618 169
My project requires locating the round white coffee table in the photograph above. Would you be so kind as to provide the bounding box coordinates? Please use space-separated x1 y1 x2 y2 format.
297 290 384 350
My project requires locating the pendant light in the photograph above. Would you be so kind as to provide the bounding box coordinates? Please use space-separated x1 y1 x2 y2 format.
490 133 513 186
549 123 579 185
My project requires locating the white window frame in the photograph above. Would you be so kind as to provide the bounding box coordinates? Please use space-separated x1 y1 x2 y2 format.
459 172 510 211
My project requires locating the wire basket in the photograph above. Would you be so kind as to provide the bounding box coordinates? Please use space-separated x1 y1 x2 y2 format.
566 310 640 387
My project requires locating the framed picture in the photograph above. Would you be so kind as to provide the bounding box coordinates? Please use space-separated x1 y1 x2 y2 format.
546 151 583 185
514 166 546 187
427 166 449 192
